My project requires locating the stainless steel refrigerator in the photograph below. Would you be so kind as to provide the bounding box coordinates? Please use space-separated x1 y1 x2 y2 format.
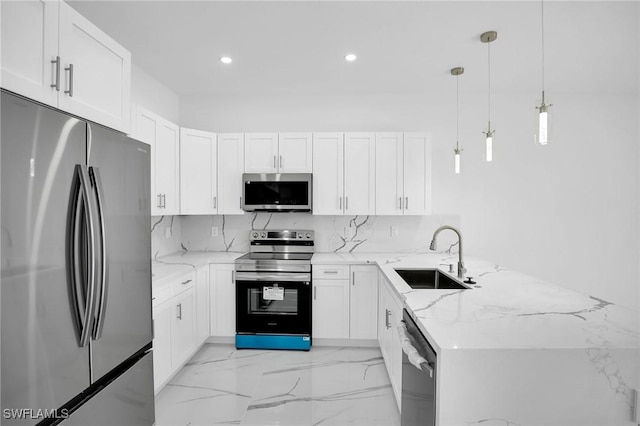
1 90 155 425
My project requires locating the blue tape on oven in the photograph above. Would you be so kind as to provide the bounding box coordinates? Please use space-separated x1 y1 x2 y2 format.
235 334 311 351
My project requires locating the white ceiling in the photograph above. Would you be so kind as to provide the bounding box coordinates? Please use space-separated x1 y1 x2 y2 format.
68 1 639 97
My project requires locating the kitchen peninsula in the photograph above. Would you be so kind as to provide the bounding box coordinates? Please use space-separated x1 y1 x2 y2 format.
153 250 640 426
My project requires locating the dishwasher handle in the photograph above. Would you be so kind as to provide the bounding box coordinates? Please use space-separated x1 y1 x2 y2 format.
398 321 434 378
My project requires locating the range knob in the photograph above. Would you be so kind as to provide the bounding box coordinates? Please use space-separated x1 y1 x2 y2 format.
261 232 267 238
305 232 311 239
252 231 259 239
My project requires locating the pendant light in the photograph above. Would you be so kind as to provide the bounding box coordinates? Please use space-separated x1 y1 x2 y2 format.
451 67 464 174
536 0 552 145
480 31 497 162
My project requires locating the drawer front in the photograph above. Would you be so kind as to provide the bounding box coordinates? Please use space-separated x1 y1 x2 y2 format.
152 284 173 307
171 271 196 296
313 265 349 280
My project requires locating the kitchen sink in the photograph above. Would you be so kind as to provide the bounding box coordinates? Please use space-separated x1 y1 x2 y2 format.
394 268 469 290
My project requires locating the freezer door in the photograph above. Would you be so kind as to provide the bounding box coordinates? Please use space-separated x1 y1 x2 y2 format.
1 92 90 422
86 123 153 382
61 352 155 426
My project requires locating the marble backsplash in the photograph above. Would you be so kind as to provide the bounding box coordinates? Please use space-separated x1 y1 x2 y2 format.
151 213 461 259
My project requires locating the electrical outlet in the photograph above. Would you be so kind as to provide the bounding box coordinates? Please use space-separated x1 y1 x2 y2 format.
390 226 399 237
164 227 171 239
211 226 219 237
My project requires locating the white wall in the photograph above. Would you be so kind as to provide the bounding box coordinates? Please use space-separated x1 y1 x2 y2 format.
131 64 180 123
179 90 639 311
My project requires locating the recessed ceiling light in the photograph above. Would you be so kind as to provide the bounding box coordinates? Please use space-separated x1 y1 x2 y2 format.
220 56 232 64
345 53 357 62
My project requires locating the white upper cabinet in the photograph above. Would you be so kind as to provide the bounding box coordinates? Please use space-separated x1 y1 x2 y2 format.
278 133 313 173
133 105 179 216
218 133 245 215
180 128 217 215
312 133 344 215
1 0 131 133
402 133 431 215
57 1 131 133
375 133 404 215
244 133 278 173
1 0 59 106
375 132 431 215
344 132 376 215
245 133 312 173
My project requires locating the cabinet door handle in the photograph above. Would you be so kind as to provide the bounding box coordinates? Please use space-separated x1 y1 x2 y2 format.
405 197 409 210
385 309 391 329
273 155 276 169
213 196 217 209
399 197 403 210
239 196 242 209
162 194 166 208
64 64 74 97
352 271 355 286
181 279 192 285
279 155 283 169
157 194 162 208
177 303 182 320
51 56 60 91
339 196 342 210
345 196 349 211
314 286 317 300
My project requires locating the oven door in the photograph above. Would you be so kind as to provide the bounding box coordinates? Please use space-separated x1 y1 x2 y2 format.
235 272 311 335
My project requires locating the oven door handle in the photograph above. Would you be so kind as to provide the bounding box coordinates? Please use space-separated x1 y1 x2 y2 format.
235 271 311 283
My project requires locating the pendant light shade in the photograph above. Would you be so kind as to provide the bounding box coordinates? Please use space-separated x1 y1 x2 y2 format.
451 66 464 174
536 0 553 145
481 31 497 162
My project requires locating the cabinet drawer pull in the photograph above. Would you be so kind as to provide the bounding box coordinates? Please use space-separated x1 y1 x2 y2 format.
181 279 192 285
51 56 60 91
323 270 338 274
64 64 74 97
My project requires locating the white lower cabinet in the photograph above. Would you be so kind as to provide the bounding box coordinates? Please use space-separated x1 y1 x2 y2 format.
312 277 350 339
170 287 197 368
152 300 172 393
195 266 210 345
312 264 378 340
378 271 403 409
209 264 236 337
349 265 378 339
152 271 200 394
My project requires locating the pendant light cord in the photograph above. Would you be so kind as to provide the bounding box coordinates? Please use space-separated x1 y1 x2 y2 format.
541 0 545 93
487 40 491 128
456 75 460 150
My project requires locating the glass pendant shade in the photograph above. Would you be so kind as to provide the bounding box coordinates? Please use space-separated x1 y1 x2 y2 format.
485 135 493 162
536 98 551 145
454 149 461 174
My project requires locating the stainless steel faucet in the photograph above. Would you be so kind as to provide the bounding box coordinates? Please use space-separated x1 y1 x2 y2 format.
430 225 466 279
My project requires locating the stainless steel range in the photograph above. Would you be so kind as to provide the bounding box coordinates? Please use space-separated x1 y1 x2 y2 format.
234 230 314 350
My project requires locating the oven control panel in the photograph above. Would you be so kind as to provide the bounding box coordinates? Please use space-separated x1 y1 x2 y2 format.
250 230 314 241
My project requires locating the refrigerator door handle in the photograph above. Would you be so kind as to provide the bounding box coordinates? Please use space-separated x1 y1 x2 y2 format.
69 165 99 347
90 166 108 340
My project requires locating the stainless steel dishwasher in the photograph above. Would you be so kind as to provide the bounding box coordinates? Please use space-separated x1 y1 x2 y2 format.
399 309 437 426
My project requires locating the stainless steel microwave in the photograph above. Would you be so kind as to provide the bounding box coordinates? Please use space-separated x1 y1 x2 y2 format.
241 173 312 212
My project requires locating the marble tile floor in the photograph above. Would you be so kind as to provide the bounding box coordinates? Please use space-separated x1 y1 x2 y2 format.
155 344 400 426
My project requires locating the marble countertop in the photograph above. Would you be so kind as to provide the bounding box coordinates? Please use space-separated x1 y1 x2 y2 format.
153 250 639 352
152 251 242 287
